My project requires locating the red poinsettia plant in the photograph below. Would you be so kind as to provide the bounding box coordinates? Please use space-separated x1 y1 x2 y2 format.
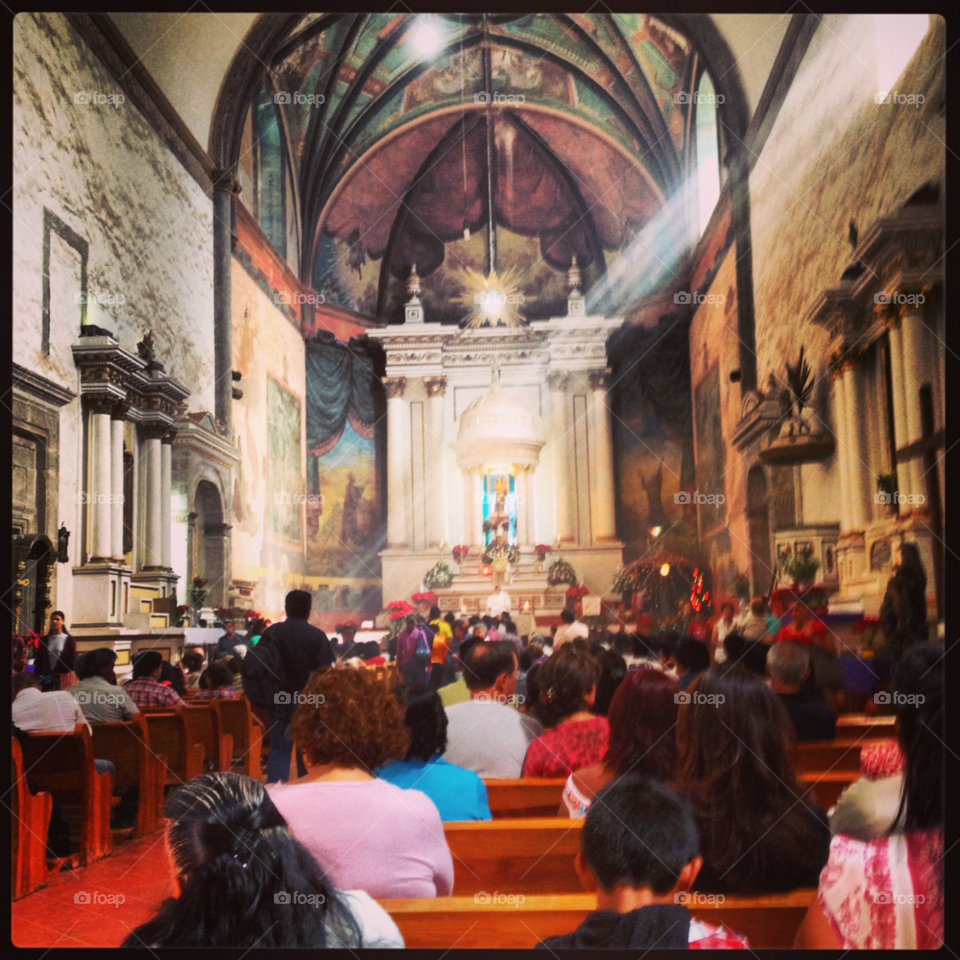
452 545 470 561
336 621 360 634
566 584 588 599
386 600 414 621
411 591 437 605
852 616 880 635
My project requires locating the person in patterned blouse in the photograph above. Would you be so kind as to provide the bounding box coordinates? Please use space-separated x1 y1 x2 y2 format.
522 646 608 778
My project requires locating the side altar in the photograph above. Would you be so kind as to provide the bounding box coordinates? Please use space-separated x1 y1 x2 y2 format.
369 268 624 613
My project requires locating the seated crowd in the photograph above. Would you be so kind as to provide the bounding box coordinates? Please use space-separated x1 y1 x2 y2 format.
11 590 943 950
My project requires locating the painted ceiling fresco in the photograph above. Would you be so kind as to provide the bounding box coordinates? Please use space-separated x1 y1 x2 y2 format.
252 13 699 321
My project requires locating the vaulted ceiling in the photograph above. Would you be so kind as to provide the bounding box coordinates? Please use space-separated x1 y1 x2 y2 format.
111 13 790 322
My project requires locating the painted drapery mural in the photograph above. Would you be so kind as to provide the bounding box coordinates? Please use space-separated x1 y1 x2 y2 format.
304 333 386 612
607 315 699 564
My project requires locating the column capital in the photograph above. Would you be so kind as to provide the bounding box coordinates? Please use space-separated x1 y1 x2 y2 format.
142 421 171 441
161 429 178 445
111 399 132 421
384 376 407 399
422 375 447 398
211 167 241 195
588 369 611 391
546 370 569 392
85 394 118 416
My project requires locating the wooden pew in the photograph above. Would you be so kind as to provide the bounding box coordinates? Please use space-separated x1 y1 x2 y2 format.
484 779 566 818
20 725 114 867
835 714 897 738
444 818 583 896
378 888 816 949
209 697 263 779
88 714 166 835
794 741 862 773
799 770 857 810
140 709 204 785
11 738 55 900
182 704 233 773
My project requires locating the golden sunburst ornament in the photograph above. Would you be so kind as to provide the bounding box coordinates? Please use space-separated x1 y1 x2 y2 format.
459 268 526 328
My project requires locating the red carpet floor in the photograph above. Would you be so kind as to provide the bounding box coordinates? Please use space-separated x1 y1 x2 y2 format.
12 831 175 948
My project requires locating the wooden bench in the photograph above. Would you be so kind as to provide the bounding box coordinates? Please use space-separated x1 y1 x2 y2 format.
444 818 583 896
11 737 55 900
485 779 566 818
835 714 897 738
20 725 114 867
378 888 816 949
210 697 263 779
794 741 862 773
182 704 233 773
88 714 167 835
140 709 204 785
799 769 858 810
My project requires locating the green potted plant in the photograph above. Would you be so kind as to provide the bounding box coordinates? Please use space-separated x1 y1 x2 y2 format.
732 572 751 601
780 546 821 589
422 561 453 590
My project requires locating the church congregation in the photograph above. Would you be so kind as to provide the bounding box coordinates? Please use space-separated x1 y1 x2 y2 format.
11 8 946 953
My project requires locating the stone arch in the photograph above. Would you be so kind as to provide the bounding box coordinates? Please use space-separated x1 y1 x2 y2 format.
195 479 227 609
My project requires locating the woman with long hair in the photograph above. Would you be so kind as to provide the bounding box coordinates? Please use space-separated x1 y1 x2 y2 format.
563 668 680 818
878 542 929 658
522 646 608 778
122 772 403 948
34 610 77 692
797 642 943 948
674 663 831 894
591 649 628 716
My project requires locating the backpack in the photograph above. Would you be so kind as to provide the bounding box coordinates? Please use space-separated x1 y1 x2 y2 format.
239 640 286 711
414 626 432 658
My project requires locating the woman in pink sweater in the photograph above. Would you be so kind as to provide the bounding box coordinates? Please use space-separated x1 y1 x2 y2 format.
266 666 453 899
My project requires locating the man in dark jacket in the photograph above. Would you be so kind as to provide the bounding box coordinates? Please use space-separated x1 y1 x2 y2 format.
259 590 334 782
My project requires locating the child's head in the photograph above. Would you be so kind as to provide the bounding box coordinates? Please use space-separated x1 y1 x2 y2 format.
578 776 701 899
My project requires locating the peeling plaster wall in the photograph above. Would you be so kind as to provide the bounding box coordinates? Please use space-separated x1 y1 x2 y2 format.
14 12 216 621
749 14 944 391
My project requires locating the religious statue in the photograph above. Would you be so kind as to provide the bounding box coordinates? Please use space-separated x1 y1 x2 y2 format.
57 523 70 564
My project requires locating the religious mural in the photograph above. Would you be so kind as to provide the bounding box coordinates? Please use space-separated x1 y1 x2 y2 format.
608 315 699 565
266 376 303 545
304 333 386 612
692 364 726 532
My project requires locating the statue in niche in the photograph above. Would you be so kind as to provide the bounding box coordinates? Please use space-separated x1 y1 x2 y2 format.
641 459 668 528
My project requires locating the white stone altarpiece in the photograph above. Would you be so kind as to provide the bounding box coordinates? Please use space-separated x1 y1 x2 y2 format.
369 272 624 615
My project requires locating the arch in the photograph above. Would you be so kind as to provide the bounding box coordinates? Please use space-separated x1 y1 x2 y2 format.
746 465 772 595
194 479 226 610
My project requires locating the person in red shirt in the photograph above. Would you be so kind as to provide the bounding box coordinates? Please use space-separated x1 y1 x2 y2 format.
775 599 841 701
124 651 185 708
522 646 609 778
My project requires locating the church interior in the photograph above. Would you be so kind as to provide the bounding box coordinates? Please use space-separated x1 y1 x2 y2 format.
11 11 947 951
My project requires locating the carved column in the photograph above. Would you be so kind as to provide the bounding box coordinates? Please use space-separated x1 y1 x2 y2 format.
110 403 129 562
212 169 240 435
423 376 448 547
589 370 617 542
142 423 166 568
515 468 528 545
899 304 928 509
841 358 869 532
87 395 115 563
161 431 176 569
831 370 853 533
547 370 573 543
384 377 408 548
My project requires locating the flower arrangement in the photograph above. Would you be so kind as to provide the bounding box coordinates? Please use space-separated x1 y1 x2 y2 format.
386 600 414 621
535 544 552 561
780 545 821 585
565 584 587 599
215 607 233 624
422 562 453 590
451 545 470 562
336 621 359 634
852 615 880 635
411 591 437 605
245 609 263 624
732 572 751 599
547 558 578 586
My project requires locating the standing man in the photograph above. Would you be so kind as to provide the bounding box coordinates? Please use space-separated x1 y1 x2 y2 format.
256 590 334 783
554 608 589 648
215 620 241 660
